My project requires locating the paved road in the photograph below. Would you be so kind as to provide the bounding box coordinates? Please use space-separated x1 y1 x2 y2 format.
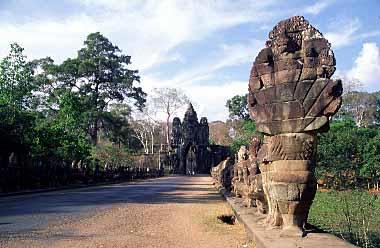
0 175 253 248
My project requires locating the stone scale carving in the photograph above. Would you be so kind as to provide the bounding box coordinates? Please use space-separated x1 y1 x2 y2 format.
212 16 342 236
250 16 342 235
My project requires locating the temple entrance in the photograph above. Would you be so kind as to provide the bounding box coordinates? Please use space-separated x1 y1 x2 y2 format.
185 145 197 175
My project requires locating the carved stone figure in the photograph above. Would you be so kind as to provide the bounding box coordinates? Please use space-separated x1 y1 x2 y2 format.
211 157 235 189
247 16 342 235
229 137 268 213
232 146 248 196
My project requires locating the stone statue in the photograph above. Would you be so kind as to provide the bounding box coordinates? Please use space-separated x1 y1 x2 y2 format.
232 146 249 198
229 137 268 213
247 16 342 235
211 157 235 190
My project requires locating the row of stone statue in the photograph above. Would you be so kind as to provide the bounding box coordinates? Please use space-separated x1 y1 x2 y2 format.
211 137 268 214
211 133 316 236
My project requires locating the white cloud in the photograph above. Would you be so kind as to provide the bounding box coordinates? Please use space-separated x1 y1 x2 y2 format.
0 0 278 121
0 15 98 61
325 18 361 48
305 0 335 15
325 17 380 49
185 80 249 121
0 1 279 69
140 39 263 91
347 43 380 92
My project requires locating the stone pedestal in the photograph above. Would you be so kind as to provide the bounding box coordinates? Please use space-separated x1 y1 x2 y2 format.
260 133 317 235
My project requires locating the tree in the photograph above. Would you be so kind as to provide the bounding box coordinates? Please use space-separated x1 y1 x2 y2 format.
0 43 34 110
337 91 379 128
317 119 378 189
102 103 132 148
229 119 257 153
151 88 189 145
361 135 380 190
0 43 36 155
209 121 233 146
225 94 250 120
40 32 146 145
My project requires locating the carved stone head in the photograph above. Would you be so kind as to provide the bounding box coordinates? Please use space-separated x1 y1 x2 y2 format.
248 16 342 135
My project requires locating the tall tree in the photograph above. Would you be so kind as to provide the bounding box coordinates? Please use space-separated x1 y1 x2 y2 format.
151 88 189 145
225 94 250 120
0 43 36 148
41 32 146 145
0 43 34 112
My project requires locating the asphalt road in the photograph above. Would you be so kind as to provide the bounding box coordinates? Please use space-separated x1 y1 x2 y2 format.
0 176 193 236
0 175 252 248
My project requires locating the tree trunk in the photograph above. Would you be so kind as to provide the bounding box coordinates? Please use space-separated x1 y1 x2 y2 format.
166 115 170 146
90 119 98 145
151 127 154 154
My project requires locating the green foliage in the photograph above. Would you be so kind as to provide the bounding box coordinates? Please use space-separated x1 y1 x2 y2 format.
225 94 250 120
0 43 34 111
360 135 380 181
317 119 379 189
230 120 257 153
38 32 146 145
91 144 132 170
309 191 380 248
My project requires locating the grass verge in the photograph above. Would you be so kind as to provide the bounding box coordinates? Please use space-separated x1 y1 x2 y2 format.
309 190 380 248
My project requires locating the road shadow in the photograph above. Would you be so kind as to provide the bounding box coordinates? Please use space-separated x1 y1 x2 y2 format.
0 175 223 220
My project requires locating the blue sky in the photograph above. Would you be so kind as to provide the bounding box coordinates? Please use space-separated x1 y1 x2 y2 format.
0 0 379 121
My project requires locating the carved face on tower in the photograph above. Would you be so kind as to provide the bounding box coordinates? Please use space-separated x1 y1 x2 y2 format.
248 16 342 135
200 117 208 126
182 103 199 143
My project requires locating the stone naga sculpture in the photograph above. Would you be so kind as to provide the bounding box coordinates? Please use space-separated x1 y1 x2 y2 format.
211 157 235 190
247 16 342 235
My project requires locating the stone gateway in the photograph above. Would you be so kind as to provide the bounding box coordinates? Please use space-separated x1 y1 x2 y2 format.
170 104 230 175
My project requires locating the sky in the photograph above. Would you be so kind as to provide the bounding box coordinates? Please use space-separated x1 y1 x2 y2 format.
0 0 379 121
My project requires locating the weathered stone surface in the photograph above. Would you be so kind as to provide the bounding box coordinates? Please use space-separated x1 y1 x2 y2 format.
275 59 302 72
220 16 343 236
249 76 262 91
247 16 342 135
274 69 301 85
171 104 230 175
299 68 317 81
264 134 316 161
294 80 313 101
255 117 327 134
260 73 275 87
220 189 357 248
